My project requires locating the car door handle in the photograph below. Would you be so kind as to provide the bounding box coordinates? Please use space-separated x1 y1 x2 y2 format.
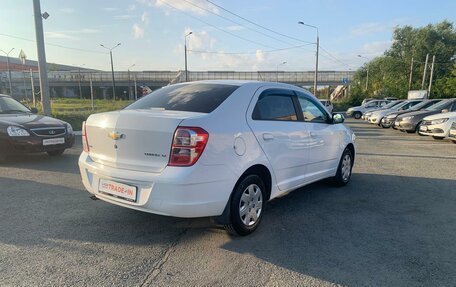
262 133 274 141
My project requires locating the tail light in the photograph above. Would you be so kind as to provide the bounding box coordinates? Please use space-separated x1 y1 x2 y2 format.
169 127 209 166
82 121 90 153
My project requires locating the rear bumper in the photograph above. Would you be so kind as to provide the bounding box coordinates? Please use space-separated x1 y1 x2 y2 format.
78 152 235 218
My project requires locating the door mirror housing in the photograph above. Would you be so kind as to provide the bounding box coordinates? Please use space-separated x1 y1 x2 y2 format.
441 109 449 113
332 113 345 124
29 107 38 114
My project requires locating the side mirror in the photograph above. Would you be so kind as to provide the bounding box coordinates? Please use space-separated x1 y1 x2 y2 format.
30 107 38 114
333 113 345 124
441 109 449 113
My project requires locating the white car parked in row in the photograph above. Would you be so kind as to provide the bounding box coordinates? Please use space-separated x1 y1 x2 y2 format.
79 81 356 235
419 111 456 141
368 100 423 125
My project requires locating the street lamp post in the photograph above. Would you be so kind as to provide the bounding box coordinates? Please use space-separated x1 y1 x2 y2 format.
184 32 192 82
73 63 85 99
0 48 15 97
357 55 370 91
128 64 135 100
276 61 287 82
298 21 319 95
100 43 121 100
32 0 52 116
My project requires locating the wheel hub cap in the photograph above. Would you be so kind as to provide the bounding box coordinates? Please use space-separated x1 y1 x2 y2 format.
239 184 263 226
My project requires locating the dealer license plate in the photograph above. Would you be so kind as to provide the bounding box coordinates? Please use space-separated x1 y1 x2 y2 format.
99 179 137 202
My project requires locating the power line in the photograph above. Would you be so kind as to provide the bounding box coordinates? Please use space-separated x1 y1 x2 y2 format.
160 0 277 49
0 33 107 54
189 43 315 55
181 0 295 47
319 45 353 69
205 0 313 45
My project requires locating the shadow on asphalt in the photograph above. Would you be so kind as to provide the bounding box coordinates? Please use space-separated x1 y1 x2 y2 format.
221 173 456 286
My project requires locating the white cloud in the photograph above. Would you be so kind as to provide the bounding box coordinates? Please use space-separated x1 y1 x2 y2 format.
114 14 136 20
45 32 78 40
59 8 74 14
148 0 219 15
361 41 392 56
103 7 118 12
132 24 144 39
141 12 150 24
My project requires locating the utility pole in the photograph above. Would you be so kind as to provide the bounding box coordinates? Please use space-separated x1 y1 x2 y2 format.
30 69 36 107
128 64 135 100
89 73 94 111
421 53 429 90
298 22 319 95
428 55 436 97
0 48 14 97
100 43 121 100
184 31 192 82
408 57 414 90
357 55 370 91
32 0 51 116
134 75 138 100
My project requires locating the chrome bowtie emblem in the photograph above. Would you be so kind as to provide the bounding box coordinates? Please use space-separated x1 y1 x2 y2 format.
108 131 124 140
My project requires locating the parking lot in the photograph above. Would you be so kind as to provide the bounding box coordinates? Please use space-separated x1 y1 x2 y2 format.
1 118 455 287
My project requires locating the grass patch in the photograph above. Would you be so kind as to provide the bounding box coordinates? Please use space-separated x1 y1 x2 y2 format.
25 99 133 130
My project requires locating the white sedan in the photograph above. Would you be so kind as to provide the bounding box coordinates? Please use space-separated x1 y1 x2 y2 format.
419 111 456 141
79 81 356 235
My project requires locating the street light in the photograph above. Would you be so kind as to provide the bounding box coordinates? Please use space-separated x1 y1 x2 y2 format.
298 21 319 95
357 54 370 91
100 43 121 100
276 61 287 82
128 64 135 100
184 31 192 82
0 48 15 97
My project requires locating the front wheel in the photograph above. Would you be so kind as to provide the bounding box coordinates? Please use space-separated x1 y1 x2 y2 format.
224 175 266 236
353 112 362 119
333 148 353 186
47 149 65 156
432 136 444 140
452 140 456 144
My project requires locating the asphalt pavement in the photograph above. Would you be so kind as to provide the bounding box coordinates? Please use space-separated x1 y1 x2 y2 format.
1 118 455 287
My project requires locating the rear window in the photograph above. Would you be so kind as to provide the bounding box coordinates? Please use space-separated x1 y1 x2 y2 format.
126 83 239 113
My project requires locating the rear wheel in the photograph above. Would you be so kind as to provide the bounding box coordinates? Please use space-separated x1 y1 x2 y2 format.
353 112 362 119
47 149 65 156
452 140 456 144
224 174 266 236
333 148 353 186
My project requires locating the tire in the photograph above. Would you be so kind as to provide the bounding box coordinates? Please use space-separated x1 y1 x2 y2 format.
432 136 444 140
224 174 266 236
406 130 415 134
381 122 390 128
452 140 456 144
333 148 353 187
353 112 362 119
47 149 65 156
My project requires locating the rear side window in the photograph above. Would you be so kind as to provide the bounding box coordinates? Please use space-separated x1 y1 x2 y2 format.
252 91 297 121
126 83 239 113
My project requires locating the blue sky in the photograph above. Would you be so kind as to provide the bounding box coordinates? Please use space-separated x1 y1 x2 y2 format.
0 0 454 71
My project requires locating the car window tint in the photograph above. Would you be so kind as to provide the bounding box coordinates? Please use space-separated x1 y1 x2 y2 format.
297 96 328 123
0 97 30 113
126 83 239 113
252 93 297 121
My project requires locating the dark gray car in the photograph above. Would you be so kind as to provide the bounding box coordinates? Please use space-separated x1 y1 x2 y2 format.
394 99 456 133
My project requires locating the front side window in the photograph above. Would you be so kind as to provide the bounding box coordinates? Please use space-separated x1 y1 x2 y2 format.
252 91 298 121
297 95 329 123
0 97 31 114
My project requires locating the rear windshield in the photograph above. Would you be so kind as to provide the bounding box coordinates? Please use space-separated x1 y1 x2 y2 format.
126 83 239 113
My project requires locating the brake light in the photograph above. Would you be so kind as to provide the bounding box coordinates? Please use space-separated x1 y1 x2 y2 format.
82 121 90 153
169 127 209 166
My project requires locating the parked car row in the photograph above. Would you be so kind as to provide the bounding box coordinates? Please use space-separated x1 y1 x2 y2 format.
349 98 456 143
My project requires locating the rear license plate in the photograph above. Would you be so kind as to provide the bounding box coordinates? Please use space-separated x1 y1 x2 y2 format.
99 179 137 202
43 138 65 146
419 125 428 131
